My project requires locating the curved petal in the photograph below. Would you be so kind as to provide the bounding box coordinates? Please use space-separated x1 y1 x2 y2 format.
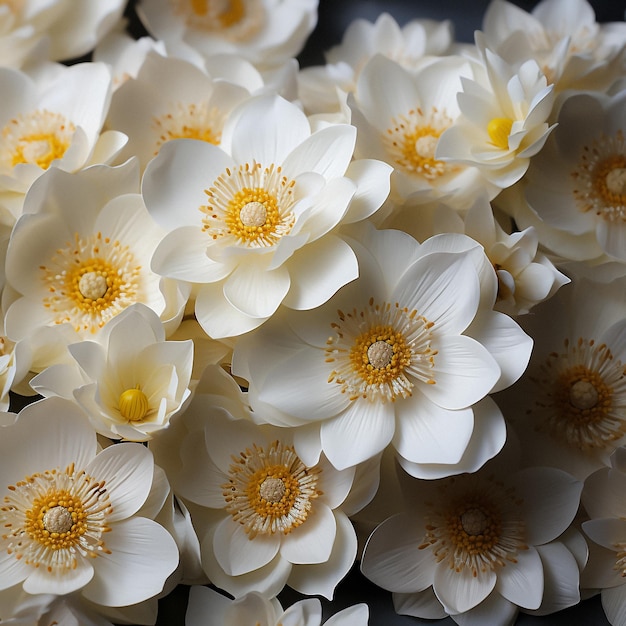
83 442 154 522
451 591 517 626
602 585 626 626
283 235 358 310
421 335 500 409
433 562 496 614
495 545 544 610
212 516 280 576
81 517 178 607
23 560 94 597
361 513 437 593
583 518 626 552
321 400 395 470
280 504 336 565
583 468 626 520
393 588 448 620
0 549 37 592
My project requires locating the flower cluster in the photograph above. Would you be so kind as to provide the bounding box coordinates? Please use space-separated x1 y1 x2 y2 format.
0 0 625 625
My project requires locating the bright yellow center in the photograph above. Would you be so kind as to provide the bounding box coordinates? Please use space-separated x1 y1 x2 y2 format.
118 386 150 422
384 107 455 181
1 110 75 171
487 117 513 149
67 259 123 313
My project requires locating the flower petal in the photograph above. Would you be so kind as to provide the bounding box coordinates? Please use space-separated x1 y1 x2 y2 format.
23 559 94 597
433 562 496 614
280 503 337 565
495 545 544 610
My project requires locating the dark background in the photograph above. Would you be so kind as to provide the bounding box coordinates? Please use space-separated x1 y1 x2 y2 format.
118 0 622 624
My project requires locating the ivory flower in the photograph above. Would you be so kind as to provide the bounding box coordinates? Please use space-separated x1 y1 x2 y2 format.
511 89 626 264
233 225 531 475
0 62 127 219
0 396 179 606
3 162 188 375
136 0 318 70
173 397 362 600
361 457 583 624
143 93 391 338
186 586 369 626
30 303 194 442
436 34 556 189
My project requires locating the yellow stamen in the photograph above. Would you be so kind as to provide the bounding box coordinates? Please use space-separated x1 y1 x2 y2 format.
487 117 513 149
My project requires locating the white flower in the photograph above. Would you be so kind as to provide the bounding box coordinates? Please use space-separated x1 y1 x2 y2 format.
298 13 455 115
233 225 531 475
0 396 179 606
30 303 194 442
482 0 626 92
0 62 127 219
186 586 369 626
512 89 626 263
582 447 626 626
143 93 391 338
350 54 498 209
136 0 318 70
0 0 127 68
3 162 188 373
497 276 626 480
106 50 259 171
173 397 360 600
361 459 583 623
436 34 556 189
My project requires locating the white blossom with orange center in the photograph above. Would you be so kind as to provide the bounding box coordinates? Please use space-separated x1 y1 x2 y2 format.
136 0 318 69
0 62 127 220
30 303 194 442
517 89 626 263
0 396 179 604
106 51 257 172
3 162 188 375
435 34 556 190
233 226 531 475
173 399 361 600
361 460 582 621
350 54 496 209
143 93 391 339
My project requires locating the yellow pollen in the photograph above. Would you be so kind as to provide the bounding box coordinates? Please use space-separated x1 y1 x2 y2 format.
487 117 514 149
119 386 150 422
1 110 75 171
42 506 73 534
569 379 599 410
415 134 438 159
78 271 108 300
190 0 207 14
239 201 267 227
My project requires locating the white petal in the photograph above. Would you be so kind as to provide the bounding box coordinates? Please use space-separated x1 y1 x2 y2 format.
212 516 280 576
393 588 448 619
451 591 518 626
23 560 94 597
531 542 580 615
511 467 582 545
0 549 36 591
495 546 544 610
583 468 626 519
223 261 290 318
393 394 474 465
325 604 369 625
421 335 500 409
287 511 357 599
343 159 392 223
83 442 154 522
321 400 395 470
361 513 437 593
81 517 178 607
602 585 626 626
280 504 337 565
434 563 496 614
283 235 358 310
583 518 626 552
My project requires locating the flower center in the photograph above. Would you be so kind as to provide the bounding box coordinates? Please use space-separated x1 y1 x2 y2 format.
419 477 527 577
325 298 437 403
171 0 265 42
40 232 142 335
222 441 321 539
1 463 112 572
530 337 626 450
0 110 75 172
572 130 626 222
200 162 297 248
152 102 223 155
118 385 150 422
487 117 514 149
383 107 456 181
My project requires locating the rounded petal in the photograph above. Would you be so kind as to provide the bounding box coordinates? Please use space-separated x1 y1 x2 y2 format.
81 517 178 607
433 562 496 614
451 591 517 626
280 503 337 565
495 545 544 610
23 560 94 597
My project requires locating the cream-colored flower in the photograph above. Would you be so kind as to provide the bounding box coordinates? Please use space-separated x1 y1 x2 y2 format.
30 303 194 441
